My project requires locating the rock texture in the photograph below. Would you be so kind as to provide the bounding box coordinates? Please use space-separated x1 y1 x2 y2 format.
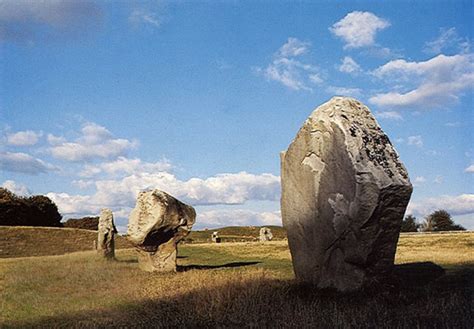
259 227 273 242
211 231 221 243
97 208 117 259
281 97 412 292
127 190 196 272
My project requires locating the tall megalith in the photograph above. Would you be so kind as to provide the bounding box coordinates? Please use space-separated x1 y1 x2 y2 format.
127 190 196 272
97 208 117 259
281 97 412 291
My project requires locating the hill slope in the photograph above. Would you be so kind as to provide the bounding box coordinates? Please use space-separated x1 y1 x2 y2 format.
0 226 132 258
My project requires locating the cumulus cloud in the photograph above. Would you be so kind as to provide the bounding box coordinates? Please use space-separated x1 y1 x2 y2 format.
338 56 361 73
370 54 474 108
407 194 474 218
6 130 42 146
196 209 281 229
49 122 137 162
257 37 323 91
330 11 390 49
375 111 403 120
465 164 474 173
1 180 30 196
0 151 56 174
79 156 172 178
47 171 280 217
407 135 423 148
424 27 471 55
0 0 103 42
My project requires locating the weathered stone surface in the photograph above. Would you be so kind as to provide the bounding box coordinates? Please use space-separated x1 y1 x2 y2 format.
211 231 221 243
281 97 412 292
127 190 196 272
259 227 273 242
97 208 117 259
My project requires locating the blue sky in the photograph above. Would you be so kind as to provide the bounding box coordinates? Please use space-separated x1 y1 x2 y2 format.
1 0 473 231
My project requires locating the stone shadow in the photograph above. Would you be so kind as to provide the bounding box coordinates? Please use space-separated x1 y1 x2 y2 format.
7 263 471 328
177 261 261 272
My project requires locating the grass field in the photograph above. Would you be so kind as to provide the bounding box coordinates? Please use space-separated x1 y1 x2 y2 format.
1 229 473 328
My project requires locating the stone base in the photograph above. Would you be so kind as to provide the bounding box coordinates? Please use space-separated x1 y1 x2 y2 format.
136 239 177 272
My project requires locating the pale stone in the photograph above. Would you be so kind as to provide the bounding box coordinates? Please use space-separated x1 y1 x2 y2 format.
127 190 196 272
211 231 221 243
97 208 117 259
259 227 273 242
281 97 412 292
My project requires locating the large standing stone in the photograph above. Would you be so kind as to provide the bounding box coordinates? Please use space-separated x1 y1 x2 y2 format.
127 190 196 272
97 208 117 260
259 227 273 242
281 97 412 292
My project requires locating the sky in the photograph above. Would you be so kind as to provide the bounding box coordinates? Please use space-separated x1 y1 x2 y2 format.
0 0 473 232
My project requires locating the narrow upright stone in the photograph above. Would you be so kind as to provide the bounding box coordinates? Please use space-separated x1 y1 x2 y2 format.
281 97 412 291
127 190 196 272
259 227 273 242
97 208 117 259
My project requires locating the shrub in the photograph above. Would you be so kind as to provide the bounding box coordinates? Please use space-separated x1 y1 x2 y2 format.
0 188 62 227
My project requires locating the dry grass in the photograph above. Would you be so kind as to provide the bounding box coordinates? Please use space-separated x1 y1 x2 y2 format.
1 231 473 328
0 226 132 258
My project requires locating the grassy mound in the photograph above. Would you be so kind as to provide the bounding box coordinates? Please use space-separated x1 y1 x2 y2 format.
0 226 132 258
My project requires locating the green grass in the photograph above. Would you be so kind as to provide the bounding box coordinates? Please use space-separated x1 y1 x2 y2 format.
1 232 473 328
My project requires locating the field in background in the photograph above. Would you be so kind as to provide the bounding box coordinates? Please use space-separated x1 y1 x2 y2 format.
1 229 472 327
0 226 132 258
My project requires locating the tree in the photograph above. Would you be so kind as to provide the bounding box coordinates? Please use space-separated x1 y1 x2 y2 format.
421 210 465 232
0 188 62 227
401 214 419 232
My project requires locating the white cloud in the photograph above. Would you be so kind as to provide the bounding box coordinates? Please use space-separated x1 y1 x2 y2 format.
47 171 280 217
424 27 471 55
375 111 403 120
370 54 474 108
129 9 161 28
465 164 474 173
325 86 362 98
407 135 423 148
413 176 426 187
49 122 137 162
277 37 310 57
258 37 323 91
6 130 42 146
0 151 56 174
79 156 172 178
329 11 390 49
434 175 443 184
407 194 474 217
196 209 281 229
1 180 30 196
338 56 361 73
47 134 66 145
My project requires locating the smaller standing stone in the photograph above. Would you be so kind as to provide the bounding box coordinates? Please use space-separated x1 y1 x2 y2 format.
259 227 273 242
211 231 221 243
97 208 117 260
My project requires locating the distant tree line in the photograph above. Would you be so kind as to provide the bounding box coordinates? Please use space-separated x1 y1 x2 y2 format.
401 210 466 232
0 188 62 227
